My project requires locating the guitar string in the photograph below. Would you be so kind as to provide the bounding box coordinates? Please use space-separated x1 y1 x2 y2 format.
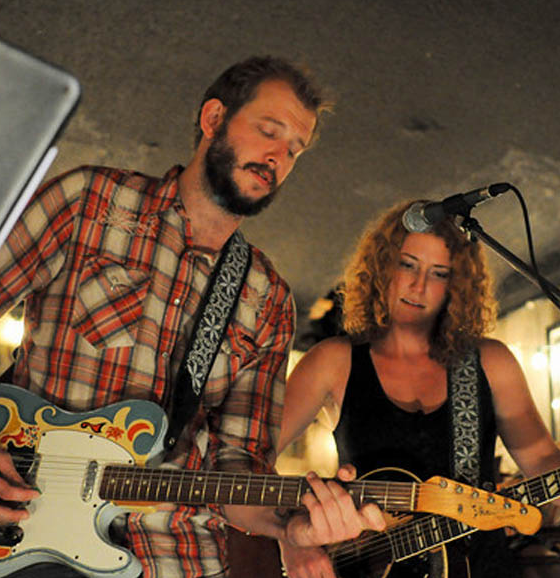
10 455 477 571
14 452 545 497
8 455 486 509
5 455 549 569
8 454 529 543
7 453 550 547
11 453 547 501
330 514 479 569
10 454 422 496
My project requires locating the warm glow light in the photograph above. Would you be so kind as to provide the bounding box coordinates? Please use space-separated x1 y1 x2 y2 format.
0 316 23 347
531 350 548 371
287 349 304 376
552 397 560 411
507 344 524 367
551 345 560 383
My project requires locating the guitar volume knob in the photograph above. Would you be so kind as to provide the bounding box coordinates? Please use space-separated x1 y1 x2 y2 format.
0 525 23 546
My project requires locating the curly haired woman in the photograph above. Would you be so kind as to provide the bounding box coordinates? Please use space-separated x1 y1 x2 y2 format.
278 200 560 578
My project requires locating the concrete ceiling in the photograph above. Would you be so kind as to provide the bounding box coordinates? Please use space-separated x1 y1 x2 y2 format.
1 0 560 346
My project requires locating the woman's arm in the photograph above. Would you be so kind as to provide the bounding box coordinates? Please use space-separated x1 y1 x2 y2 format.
276 336 360 577
278 336 352 453
481 338 560 477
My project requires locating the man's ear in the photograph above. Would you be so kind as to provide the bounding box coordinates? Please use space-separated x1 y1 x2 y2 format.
200 98 226 140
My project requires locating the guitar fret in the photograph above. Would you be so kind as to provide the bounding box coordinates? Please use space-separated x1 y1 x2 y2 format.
295 478 303 506
186 473 195 502
424 517 435 547
404 521 414 554
389 526 404 559
202 471 210 503
155 469 164 500
277 476 284 506
228 474 236 504
527 479 538 504
244 473 251 504
415 522 426 551
206 471 216 502
442 516 455 542
146 468 155 499
164 472 173 502
507 481 530 504
215 472 227 503
133 468 145 500
258 475 266 505
406 522 419 554
123 467 134 500
544 472 560 502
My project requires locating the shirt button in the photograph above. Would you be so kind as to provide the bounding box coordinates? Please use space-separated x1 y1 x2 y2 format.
173 298 180 306
162 352 169 359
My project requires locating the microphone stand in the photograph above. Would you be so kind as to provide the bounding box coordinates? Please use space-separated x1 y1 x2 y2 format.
457 215 560 309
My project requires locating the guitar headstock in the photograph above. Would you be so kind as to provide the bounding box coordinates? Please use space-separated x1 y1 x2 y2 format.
418 476 542 534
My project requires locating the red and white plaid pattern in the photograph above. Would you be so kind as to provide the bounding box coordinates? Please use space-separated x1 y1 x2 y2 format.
0 165 295 577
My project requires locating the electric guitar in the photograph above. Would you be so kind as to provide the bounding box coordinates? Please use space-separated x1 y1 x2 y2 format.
0 384 541 578
329 464 560 578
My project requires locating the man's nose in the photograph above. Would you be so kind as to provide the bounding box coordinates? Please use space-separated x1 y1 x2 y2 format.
266 141 289 167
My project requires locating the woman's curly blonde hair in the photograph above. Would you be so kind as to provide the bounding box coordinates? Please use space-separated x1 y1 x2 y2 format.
341 200 497 364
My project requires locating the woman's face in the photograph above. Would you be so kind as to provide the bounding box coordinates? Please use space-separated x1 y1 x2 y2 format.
387 232 452 328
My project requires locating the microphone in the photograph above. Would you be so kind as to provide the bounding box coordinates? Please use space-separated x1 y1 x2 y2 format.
402 183 512 233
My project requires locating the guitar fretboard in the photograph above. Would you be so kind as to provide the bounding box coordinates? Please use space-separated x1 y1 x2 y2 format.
99 465 417 510
389 515 473 561
504 469 560 508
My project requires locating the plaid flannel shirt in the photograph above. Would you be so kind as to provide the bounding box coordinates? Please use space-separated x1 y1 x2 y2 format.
0 165 295 577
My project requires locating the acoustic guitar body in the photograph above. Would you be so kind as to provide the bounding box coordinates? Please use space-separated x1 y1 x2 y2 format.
331 468 471 578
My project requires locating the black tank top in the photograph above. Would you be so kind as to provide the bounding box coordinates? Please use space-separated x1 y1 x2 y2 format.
332 343 518 578
333 343 497 483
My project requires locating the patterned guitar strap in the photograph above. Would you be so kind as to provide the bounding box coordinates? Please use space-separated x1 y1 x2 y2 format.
165 230 251 449
448 348 482 487
428 348 481 578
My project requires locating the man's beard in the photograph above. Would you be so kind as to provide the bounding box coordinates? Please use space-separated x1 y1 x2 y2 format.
204 124 279 216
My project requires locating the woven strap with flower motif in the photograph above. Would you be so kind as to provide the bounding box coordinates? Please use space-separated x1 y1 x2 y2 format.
448 349 481 486
165 230 251 448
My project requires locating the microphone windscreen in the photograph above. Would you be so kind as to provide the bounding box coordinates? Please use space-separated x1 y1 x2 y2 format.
402 202 433 233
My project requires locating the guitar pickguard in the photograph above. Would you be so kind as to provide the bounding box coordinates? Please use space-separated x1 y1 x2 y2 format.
0 383 168 578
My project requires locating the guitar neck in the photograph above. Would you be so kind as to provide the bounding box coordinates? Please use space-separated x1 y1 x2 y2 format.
99 465 417 509
503 468 560 509
335 466 560 566
390 515 474 562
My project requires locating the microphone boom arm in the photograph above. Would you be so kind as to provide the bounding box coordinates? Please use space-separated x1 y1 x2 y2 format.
458 216 560 307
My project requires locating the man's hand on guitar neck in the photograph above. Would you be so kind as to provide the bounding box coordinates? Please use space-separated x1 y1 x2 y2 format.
283 469 385 548
0 450 40 525
279 465 383 578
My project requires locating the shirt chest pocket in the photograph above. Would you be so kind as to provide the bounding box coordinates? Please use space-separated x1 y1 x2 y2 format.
218 321 260 370
71 258 150 349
